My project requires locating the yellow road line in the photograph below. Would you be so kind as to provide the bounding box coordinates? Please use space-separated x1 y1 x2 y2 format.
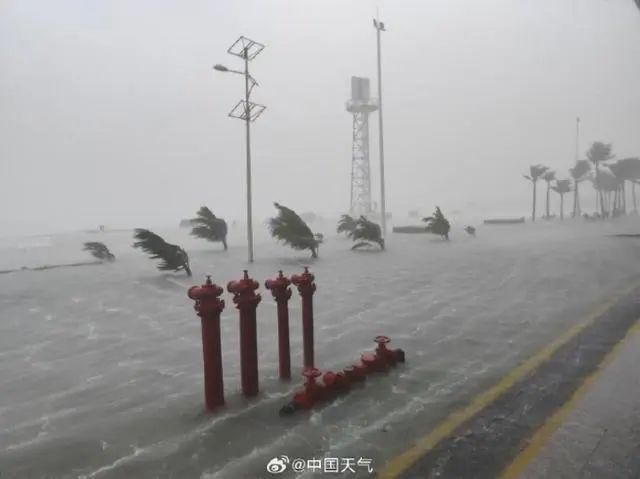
499 319 640 479
378 283 640 479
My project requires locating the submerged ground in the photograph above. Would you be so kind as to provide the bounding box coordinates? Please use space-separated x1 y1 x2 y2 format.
1 219 639 478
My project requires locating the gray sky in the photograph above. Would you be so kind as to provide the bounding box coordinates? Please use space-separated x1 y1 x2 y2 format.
1 0 639 235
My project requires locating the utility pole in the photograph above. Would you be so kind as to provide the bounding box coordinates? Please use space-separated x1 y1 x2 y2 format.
373 16 387 238
243 51 254 263
575 116 580 163
214 36 266 263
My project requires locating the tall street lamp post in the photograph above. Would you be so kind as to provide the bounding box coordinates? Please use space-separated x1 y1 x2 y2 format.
373 17 387 238
214 36 266 263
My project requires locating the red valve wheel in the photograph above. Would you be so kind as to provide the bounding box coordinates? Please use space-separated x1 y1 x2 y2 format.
302 367 322 379
375 335 390 345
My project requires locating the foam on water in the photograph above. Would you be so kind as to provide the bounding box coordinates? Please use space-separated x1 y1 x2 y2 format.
2 221 640 477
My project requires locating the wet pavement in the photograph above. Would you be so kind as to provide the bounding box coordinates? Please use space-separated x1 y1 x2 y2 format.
520 326 640 479
385 287 640 479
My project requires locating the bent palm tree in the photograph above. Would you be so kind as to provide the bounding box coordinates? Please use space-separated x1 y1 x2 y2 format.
551 179 571 220
337 214 357 236
269 202 320 258
190 206 228 250
609 158 640 215
569 159 591 217
587 142 615 216
133 229 191 276
590 168 617 217
542 170 556 219
349 216 384 250
618 157 640 214
524 165 548 221
608 161 627 216
83 242 115 262
423 206 451 240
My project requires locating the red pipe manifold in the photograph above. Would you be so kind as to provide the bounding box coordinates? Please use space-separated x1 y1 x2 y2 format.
280 336 405 415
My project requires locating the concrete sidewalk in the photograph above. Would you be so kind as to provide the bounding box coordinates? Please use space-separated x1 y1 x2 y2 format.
520 331 640 478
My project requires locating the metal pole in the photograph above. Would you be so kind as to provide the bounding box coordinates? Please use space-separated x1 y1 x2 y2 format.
574 116 580 163
574 116 581 216
244 50 254 263
376 20 387 238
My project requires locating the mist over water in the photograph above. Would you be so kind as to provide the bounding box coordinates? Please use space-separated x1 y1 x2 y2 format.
1 0 639 235
1 220 640 477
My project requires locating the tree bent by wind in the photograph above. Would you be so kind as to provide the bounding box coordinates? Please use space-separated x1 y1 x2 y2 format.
83 242 115 262
190 206 228 251
423 207 451 240
132 229 191 276
524 165 548 222
551 179 571 220
569 159 591 217
336 214 357 236
348 216 385 250
542 170 556 219
269 203 320 258
586 141 614 217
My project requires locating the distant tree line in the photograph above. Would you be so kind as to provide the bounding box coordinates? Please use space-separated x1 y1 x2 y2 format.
525 141 640 221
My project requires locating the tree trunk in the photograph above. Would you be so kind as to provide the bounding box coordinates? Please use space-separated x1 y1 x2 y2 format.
596 162 606 216
573 181 581 217
633 182 638 214
532 181 537 222
546 182 551 219
560 193 564 220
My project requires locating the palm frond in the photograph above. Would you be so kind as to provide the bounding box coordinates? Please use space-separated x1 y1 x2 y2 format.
190 206 228 250
542 170 556 183
569 159 591 181
586 142 614 165
83 242 115 262
527 165 548 181
349 216 384 250
337 214 357 234
551 179 571 194
268 203 319 258
132 229 191 276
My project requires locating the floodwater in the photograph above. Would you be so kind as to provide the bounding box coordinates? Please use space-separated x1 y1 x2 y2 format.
1 219 640 478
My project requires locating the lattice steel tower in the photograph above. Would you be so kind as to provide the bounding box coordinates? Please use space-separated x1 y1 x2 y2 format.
346 77 378 216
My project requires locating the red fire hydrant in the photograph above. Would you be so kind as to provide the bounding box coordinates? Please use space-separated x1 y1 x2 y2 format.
187 275 226 411
227 270 262 397
265 271 292 380
291 267 316 369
